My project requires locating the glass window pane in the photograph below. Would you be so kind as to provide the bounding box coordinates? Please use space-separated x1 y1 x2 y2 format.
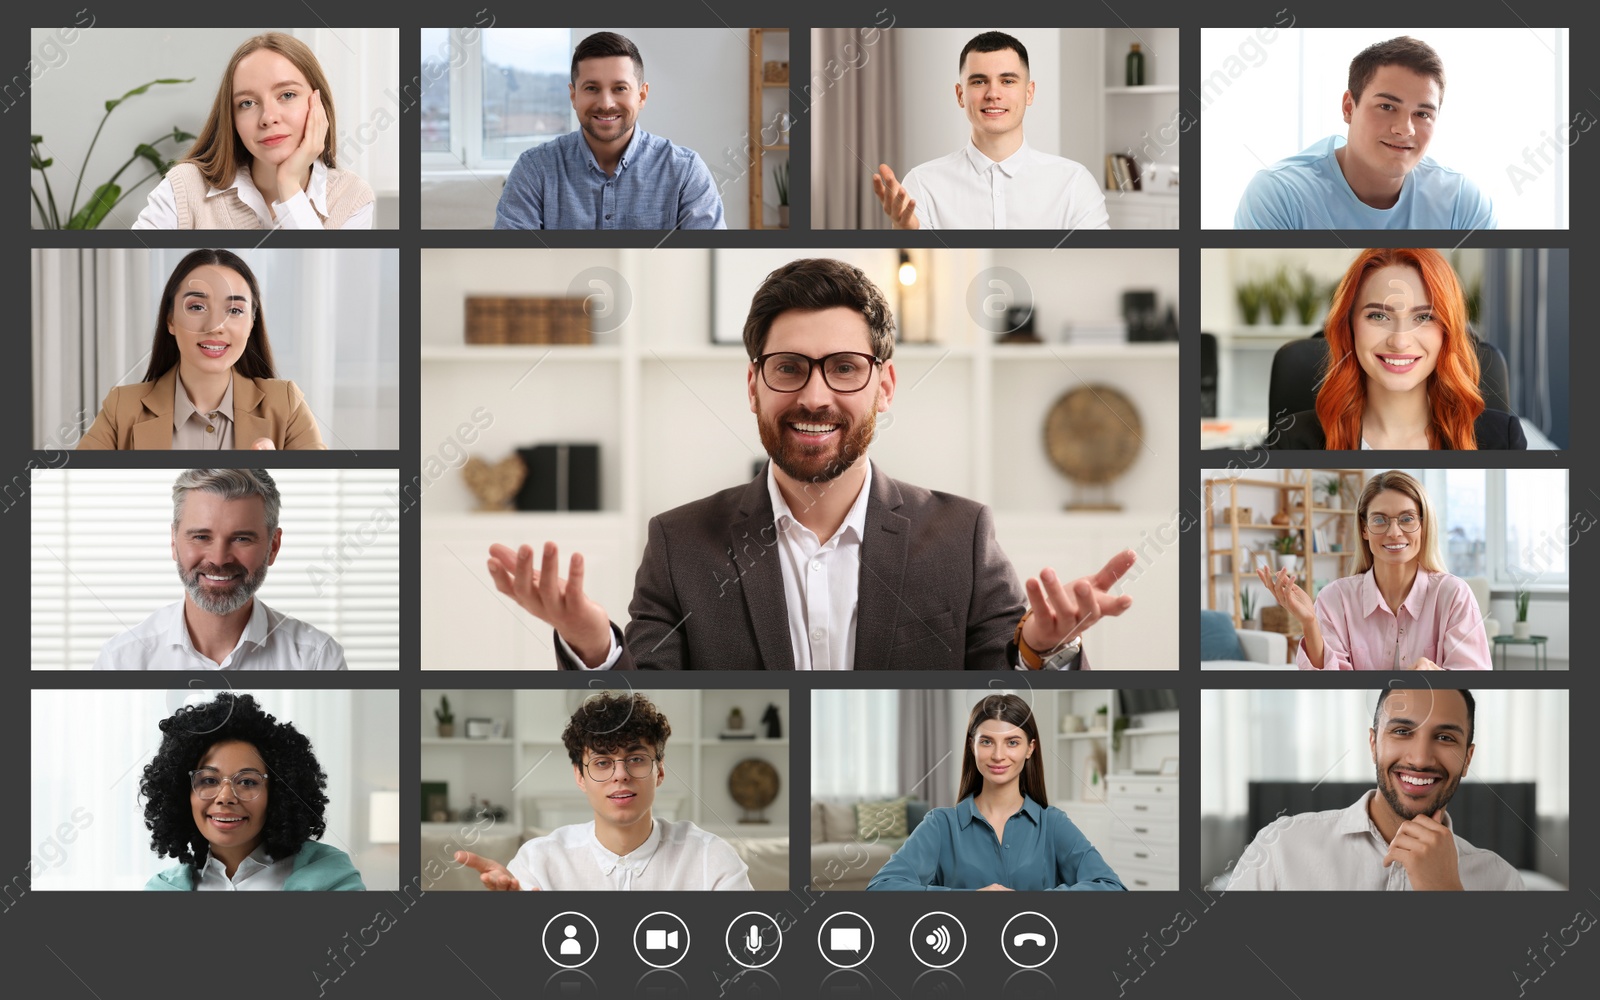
482 29 573 161
1505 470 1568 582
1442 470 1486 578
420 28 451 153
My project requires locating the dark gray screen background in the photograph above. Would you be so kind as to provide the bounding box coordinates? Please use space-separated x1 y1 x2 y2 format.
9 3 1586 998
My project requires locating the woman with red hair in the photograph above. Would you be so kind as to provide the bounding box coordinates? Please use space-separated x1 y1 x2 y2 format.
1268 248 1525 449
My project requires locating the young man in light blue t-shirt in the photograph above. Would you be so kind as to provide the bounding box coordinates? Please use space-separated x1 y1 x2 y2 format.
1235 36 1495 230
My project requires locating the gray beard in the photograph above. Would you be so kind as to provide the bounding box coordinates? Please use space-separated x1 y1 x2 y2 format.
180 561 268 616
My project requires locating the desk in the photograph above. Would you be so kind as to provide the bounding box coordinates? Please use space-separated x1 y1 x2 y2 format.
1492 634 1548 670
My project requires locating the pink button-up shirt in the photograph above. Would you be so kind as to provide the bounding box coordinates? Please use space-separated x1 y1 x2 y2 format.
1296 570 1491 670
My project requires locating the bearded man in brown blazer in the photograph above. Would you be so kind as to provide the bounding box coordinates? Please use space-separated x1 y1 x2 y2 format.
488 258 1134 669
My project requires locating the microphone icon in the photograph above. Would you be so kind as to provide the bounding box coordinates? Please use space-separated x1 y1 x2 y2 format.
744 923 763 953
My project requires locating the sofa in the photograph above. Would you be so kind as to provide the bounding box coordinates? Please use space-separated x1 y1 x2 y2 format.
809 798 929 891
1200 609 1292 669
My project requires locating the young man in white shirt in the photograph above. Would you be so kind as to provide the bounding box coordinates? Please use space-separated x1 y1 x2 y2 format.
456 693 752 890
92 469 346 671
1228 687 1524 890
872 31 1109 231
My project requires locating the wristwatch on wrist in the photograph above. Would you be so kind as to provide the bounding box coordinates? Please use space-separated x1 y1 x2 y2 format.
1015 610 1083 670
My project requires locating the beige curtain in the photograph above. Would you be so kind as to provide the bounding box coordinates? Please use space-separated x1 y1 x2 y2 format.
810 27 899 230
897 690 957 808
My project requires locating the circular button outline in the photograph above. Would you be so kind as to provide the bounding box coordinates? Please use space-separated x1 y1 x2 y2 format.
633 909 692 969
542 910 599 969
908 910 967 969
817 910 875 969
999 911 1057 970
725 910 784 969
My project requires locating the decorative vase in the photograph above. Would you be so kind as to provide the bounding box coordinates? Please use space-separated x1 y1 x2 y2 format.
1240 618 1260 631
438 723 453 739
1513 621 1531 640
778 205 789 229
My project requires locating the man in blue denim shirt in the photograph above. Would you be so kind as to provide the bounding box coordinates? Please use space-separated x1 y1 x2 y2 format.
494 32 726 230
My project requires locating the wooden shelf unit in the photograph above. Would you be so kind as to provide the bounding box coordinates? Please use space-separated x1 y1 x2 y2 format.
747 28 791 230
1205 469 1364 626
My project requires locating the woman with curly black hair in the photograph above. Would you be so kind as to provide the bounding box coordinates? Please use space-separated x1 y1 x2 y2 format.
139 692 364 890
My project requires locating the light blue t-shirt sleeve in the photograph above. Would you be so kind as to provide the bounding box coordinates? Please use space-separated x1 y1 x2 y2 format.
1234 170 1300 229
1454 176 1498 230
676 150 726 230
865 811 952 891
493 149 545 230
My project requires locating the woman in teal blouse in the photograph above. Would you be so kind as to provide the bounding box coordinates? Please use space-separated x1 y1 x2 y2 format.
867 694 1124 891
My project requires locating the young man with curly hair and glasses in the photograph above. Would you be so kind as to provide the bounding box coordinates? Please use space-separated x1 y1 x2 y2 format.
456 693 751 890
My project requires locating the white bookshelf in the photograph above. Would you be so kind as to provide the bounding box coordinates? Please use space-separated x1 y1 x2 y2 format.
420 247 1181 669
419 689 790 838
1061 28 1182 229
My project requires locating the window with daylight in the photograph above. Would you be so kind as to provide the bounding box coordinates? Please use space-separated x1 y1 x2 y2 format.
1421 468 1568 589
422 27 574 169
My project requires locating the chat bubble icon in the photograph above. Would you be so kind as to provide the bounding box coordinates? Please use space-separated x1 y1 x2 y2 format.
829 927 862 952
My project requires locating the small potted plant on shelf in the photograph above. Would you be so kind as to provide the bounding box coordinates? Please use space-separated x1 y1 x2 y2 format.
1318 475 1344 509
435 695 455 738
1239 589 1259 630
773 160 789 229
1273 533 1300 573
1264 269 1291 324
1293 270 1326 326
1513 590 1532 639
1236 280 1264 325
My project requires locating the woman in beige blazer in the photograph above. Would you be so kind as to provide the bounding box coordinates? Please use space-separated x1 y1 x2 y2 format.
78 249 325 450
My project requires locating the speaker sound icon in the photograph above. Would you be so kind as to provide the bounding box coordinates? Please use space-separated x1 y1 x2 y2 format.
924 925 952 955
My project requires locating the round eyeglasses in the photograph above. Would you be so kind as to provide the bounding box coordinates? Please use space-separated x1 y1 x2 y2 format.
189 768 267 801
583 753 660 781
1365 514 1421 533
753 352 882 393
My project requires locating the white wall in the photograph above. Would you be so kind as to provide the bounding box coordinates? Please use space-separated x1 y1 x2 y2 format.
896 28 1062 170
28 27 399 229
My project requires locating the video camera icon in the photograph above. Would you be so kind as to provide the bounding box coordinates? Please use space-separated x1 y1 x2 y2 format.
909 912 967 969
633 911 691 969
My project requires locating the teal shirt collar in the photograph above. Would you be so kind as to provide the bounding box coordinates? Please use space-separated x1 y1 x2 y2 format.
955 792 1043 830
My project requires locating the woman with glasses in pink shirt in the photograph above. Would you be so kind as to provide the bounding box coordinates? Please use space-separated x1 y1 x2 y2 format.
1256 470 1491 670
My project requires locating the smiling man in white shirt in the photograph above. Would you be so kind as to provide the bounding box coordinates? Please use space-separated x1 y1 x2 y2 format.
872 31 1109 231
93 468 346 671
1228 687 1524 890
455 693 752 890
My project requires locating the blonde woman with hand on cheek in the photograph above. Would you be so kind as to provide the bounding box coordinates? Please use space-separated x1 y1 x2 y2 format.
133 33 372 229
78 249 325 450
1257 470 1490 670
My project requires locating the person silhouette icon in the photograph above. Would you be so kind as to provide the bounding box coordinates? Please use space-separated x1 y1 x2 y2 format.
560 924 583 956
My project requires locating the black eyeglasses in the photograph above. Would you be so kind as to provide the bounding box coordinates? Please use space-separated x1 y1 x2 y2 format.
753 352 882 393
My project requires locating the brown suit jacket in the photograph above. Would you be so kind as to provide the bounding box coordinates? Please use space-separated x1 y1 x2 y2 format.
76 368 326 450
556 464 1082 670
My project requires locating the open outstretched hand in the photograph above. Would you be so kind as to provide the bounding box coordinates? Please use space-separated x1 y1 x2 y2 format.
1020 549 1137 652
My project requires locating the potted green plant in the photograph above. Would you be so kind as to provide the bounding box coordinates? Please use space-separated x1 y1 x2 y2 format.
1513 590 1532 640
435 695 455 738
1264 269 1291 324
31 77 195 229
1111 715 1130 753
1239 588 1259 630
1236 280 1264 325
1293 270 1325 326
1318 475 1345 509
1274 532 1300 573
773 160 789 229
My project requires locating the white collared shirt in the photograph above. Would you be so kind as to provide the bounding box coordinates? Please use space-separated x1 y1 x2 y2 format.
92 598 347 670
1226 789 1525 890
132 160 374 230
766 462 871 670
505 819 752 890
196 844 294 891
900 139 1110 230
